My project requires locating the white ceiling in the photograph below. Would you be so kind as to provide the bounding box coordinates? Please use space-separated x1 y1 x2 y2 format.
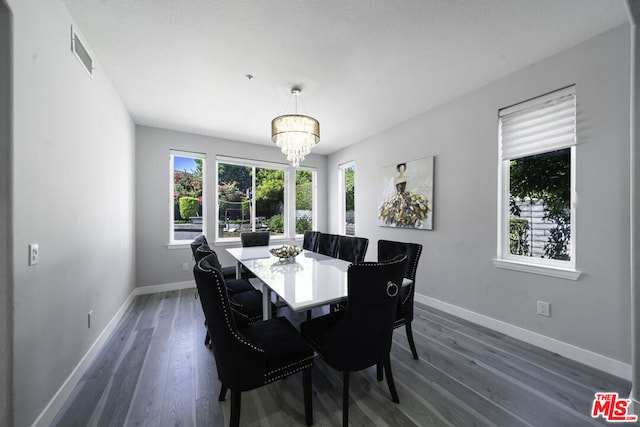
62 0 629 155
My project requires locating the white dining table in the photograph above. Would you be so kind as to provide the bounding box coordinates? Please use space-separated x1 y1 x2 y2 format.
226 245 413 321
226 245 351 320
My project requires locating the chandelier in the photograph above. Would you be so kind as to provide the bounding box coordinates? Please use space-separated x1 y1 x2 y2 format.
271 88 320 167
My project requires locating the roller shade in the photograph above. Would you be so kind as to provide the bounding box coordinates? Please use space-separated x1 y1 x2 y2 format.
500 86 576 160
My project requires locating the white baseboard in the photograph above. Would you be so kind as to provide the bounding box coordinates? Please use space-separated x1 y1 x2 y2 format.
133 280 195 296
32 280 196 427
415 294 632 381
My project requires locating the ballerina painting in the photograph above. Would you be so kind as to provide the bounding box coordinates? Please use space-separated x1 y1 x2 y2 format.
378 157 434 230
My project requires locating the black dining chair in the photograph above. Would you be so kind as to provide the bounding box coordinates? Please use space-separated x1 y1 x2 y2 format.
239 231 271 279
194 252 275 348
195 245 255 294
336 235 369 263
300 256 407 426
302 230 320 252
200 252 275 317
316 233 340 257
194 257 315 427
377 239 423 360
240 231 270 247
190 234 241 280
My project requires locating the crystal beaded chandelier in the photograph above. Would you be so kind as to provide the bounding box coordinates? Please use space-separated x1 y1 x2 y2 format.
271 88 320 167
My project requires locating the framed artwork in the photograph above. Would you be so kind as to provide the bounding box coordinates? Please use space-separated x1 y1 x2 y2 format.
378 156 434 230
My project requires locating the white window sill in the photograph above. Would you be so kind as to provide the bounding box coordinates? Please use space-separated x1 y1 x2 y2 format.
166 243 191 249
493 259 581 280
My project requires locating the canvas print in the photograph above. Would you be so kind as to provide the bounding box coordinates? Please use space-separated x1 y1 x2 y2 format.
378 156 434 230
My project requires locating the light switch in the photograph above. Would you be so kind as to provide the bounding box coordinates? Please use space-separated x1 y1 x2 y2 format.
28 243 39 266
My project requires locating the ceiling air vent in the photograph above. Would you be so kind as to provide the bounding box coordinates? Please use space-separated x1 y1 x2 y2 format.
71 26 93 78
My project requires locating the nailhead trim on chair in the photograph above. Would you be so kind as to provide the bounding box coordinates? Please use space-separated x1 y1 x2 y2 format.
265 359 315 384
199 261 265 354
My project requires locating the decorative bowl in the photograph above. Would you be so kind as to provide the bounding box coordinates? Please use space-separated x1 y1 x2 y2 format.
269 245 303 260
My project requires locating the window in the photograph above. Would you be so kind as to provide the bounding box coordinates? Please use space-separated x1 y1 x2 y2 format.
170 151 205 243
496 86 579 279
339 162 355 236
295 168 316 235
217 157 288 240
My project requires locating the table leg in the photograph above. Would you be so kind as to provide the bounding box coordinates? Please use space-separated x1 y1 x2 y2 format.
236 261 241 279
263 286 272 320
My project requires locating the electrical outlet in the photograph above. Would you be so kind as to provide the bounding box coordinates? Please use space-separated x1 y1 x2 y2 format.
182 262 189 271
88 310 93 328
28 243 39 266
537 300 550 317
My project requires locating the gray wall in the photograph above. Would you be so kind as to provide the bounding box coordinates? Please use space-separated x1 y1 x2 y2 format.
8 0 136 425
0 2 12 426
135 125 328 287
328 25 632 369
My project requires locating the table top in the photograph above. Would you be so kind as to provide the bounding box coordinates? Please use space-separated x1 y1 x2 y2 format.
226 246 352 312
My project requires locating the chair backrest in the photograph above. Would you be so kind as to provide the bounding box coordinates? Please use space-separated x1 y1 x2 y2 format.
240 231 270 247
316 233 340 257
194 255 266 390
377 240 423 322
337 235 369 263
320 256 407 371
190 234 209 258
195 244 214 262
377 239 422 282
302 230 320 252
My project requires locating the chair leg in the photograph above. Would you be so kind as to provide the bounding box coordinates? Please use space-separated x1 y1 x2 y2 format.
376 362 383 381
230 390 241 427
405 321 419 360
342 371 350 427
303 368 313 426
383 356 400 403
218 384 227 401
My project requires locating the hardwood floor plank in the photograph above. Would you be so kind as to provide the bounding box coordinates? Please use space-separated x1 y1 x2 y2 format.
413 310 606 418
125 292 179 426
159 289 197 426
96 328 153 426
417 305 630 392
53 291 634 426
193 297 220 402
392 356 497 427
51 296 147 426
134 292 163 331
195 393 224 427
412 327 600 426
389 340 531 427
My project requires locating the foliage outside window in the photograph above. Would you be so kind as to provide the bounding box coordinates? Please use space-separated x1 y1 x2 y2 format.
217 159 287 240
498 86 576 273
509 148 571 260
340 163 355 236
171 152 204 243
295 169 315 235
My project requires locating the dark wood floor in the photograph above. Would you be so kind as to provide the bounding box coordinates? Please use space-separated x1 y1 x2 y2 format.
51 288 634 426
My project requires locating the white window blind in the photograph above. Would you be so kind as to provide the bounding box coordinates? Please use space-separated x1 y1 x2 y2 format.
499 86 576 160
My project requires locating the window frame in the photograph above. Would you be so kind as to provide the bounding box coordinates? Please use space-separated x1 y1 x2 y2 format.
494 86 581 280
215 156 291 243
293 167 318 238
339 161 355 236
169 150 206 245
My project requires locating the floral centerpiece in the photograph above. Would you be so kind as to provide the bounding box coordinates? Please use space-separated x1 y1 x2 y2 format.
270 245 302 261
